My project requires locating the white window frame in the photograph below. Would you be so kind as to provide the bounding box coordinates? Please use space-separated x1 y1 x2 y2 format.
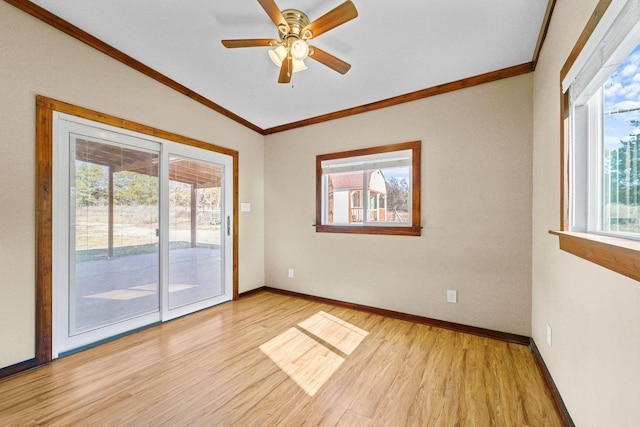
564 0 640 240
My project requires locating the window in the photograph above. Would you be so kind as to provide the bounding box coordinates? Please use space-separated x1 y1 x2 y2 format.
564 1 640 239
556 0 640 281
570 45 640 238
316 141 421 236
601 49 640 236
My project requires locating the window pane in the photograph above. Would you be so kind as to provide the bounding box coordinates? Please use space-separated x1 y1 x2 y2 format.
72 138 159 334
323 165 413 225
168 156 224 310
378 166 411 224
602 44 640 234
325 171 364 224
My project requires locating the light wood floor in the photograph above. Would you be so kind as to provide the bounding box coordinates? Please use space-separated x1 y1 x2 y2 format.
0 290 562 426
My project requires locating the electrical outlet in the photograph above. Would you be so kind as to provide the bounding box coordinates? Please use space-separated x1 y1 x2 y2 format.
288 268 294 279
447 289 457 303
546 324 552 347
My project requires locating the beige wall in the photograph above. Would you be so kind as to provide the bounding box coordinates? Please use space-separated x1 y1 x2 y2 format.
264 74 534 336
532 0 640 425
0 2 265 369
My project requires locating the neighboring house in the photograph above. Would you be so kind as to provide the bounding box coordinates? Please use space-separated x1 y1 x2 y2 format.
328 170 386 224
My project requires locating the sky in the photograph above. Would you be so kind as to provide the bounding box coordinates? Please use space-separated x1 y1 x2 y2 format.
603 43 640 151
381 167 409 183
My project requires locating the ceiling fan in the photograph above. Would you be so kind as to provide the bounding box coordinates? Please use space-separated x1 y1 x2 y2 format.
221 0 358 84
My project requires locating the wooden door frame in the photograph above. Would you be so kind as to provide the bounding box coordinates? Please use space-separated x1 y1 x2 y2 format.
35 95 239 364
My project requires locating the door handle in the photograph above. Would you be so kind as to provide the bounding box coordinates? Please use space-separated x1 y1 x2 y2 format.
227 216 230 236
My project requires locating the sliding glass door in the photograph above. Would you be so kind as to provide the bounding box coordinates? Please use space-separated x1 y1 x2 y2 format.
163 152 229 320
53 113 233 356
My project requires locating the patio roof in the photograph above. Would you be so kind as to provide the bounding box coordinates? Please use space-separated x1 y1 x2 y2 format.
75 137 221 188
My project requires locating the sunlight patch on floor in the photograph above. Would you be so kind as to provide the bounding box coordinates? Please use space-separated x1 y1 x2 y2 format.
298 311 368 355
83 289 156 300
259 311 369 396
131 284 197 293
84 284 197 300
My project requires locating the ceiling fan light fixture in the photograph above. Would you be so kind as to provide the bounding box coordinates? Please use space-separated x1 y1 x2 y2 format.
290 39 309 61
269 44 307 73
292 58 307 73
268 45 287 67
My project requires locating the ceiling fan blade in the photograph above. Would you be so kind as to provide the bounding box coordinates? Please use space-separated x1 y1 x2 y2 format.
257 0 290 33
301 0 358 39
278 52 293 84
308 46 351 74
221 39 279 48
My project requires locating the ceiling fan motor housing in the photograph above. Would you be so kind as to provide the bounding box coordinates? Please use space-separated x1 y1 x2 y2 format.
280 9 311 42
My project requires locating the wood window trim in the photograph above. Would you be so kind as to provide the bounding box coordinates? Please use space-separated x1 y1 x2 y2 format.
315 141 421 236
549 230 640 282
35 95 239 365
552 0 640 282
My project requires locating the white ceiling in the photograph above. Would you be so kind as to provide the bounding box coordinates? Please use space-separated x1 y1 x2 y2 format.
28 0 550 131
